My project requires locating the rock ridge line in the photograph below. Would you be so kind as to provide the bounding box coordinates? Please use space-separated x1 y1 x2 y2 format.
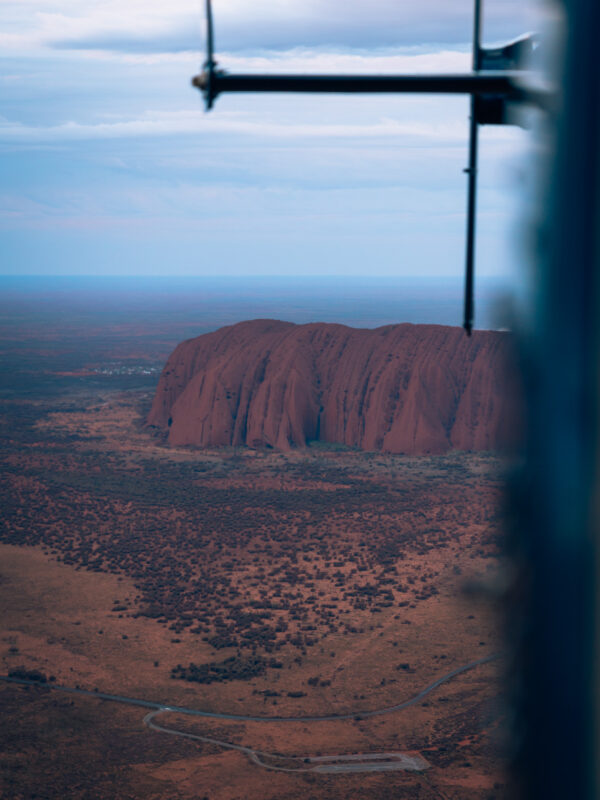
147 319 510 455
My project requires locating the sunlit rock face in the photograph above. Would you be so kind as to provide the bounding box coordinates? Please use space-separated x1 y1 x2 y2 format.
147 319 511 455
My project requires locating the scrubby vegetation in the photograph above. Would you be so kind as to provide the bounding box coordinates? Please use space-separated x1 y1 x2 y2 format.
171 655 282 684
1 429 502 668
0 328 503 693
8 667 51 683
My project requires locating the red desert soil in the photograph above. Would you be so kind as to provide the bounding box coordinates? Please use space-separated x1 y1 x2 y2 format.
0 309 513 799
1 385 510 798
147 320 511 454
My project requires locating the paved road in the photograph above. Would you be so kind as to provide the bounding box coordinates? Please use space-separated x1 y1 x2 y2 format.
1 653 500 775
143 709 430 774
0 652 500 724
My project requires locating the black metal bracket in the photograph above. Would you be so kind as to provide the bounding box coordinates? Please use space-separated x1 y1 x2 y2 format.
192 71 529 103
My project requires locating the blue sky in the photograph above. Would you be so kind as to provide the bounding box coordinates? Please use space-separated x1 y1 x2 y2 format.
0 0 539 280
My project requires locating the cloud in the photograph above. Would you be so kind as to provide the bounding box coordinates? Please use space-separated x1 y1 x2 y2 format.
0 108 472 143
2 0 541 55
0 4 533 282
201 48 472 74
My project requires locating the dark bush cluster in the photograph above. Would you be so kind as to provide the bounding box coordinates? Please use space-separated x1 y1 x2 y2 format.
8 667 50 683
171 655 282 684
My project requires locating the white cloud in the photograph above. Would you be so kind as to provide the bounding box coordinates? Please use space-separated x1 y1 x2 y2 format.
0 2 533 282
1 0 542 55
0 108 472 142
206 48 472 74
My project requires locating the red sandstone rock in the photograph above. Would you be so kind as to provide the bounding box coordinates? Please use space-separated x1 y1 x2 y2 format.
147 320 512 455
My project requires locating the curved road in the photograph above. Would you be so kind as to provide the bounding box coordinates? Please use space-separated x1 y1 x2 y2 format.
2 653 501 775
0 652 500 723
143 708 430 774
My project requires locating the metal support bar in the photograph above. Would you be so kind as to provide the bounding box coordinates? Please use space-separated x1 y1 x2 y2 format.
192 71 529 102
463 0 483 336
463 108 479 336
202 0 217 109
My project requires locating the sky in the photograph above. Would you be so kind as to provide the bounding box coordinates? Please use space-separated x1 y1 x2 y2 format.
0 0 541 281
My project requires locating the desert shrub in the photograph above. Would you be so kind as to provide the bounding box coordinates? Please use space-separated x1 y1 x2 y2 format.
171 655 281 684
8 667 48 683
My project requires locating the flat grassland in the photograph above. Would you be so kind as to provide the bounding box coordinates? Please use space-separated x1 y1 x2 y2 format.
0 312 510 800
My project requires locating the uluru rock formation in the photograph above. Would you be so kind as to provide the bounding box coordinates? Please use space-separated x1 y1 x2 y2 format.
147 320 511 455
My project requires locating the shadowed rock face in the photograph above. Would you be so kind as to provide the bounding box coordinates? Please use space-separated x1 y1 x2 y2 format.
147 320 512 455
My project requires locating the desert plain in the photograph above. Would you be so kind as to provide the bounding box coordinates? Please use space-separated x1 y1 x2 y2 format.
0 293 510 800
